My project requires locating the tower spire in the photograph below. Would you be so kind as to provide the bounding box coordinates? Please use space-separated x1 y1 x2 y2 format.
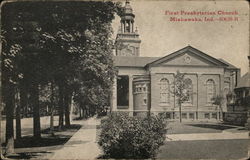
115 1 141 56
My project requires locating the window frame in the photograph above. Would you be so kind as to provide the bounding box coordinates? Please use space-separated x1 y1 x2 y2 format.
206 79 216 104
184 78 193 104
159 78 170 104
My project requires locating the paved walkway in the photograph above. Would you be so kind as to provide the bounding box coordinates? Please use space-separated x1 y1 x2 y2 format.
166 123 249 141
49 117 102 160
166 132 249 141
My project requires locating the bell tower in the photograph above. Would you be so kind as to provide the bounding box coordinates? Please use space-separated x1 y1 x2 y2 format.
115 0 141 57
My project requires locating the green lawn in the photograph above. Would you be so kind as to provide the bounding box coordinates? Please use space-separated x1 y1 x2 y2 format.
166 121 238 134
157 139 249 159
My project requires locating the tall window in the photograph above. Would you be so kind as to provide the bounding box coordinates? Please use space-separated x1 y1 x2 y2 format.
159 78 169 103
185 78 193 103
117 76 129 107
206 79 216 104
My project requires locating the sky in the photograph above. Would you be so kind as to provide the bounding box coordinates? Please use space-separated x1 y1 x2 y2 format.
111 0 249 75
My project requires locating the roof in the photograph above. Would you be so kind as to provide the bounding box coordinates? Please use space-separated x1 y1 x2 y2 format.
114 56 159 67
236 72 250 89
218 58 238 70
146 46 228 67
114 46 239 70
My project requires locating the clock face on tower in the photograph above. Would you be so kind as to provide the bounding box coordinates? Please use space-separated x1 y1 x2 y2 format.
120 45 136 56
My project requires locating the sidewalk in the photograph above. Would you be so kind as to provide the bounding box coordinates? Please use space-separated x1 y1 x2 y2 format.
166 132 249 141
166 125 249 141
49 117 101 160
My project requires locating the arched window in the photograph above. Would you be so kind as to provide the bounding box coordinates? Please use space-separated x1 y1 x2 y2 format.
206 79 216 104
159 78 170 103
185 78 193 103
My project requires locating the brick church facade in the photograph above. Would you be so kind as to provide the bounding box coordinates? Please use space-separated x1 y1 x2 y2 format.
110 1 240 120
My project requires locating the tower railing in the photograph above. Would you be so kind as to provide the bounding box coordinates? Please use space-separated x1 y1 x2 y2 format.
117 33 139 39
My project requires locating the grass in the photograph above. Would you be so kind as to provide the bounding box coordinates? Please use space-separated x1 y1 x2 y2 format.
157 139 249 159
166 121 238 134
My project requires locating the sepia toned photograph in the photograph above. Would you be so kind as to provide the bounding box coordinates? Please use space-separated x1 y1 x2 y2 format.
0 0 249 159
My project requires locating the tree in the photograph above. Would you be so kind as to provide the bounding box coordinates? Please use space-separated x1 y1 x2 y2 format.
15 88 21 139
1 24 23 153
170 70 191 123
211 93 225 120
2 2 121 148
39 2 121 123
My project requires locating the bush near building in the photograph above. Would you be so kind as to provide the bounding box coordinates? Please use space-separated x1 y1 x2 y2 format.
98 113 167 159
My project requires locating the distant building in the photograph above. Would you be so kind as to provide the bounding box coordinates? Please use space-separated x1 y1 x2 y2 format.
224 63 250 125
110 1 240 121
234 72 250 102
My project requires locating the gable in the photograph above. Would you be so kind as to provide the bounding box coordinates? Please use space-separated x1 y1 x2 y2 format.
162 52 214 66
146 46 229 68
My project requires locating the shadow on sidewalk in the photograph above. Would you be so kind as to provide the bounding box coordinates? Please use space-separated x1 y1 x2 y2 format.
4 124 82 159
13 124 81 148
6 151 53 159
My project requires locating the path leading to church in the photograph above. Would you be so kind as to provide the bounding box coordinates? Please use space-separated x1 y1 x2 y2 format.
48 117 102 160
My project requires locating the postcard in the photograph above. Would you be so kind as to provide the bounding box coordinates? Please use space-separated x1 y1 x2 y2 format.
1 0 249 159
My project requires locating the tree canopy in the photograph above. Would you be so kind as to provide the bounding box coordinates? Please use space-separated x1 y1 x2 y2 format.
1 1 122 153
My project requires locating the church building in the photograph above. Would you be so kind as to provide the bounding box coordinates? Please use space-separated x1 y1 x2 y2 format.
111 1 240 120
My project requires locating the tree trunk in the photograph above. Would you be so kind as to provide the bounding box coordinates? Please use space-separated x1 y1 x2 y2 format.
64 92 71 127
79 102 83 118
79 107 82 118
83 107 86 118
217 108 219 120
15 104 21 139
58 84 64 130
15 87 21 139
219 105 223 121
50 82 55 135
179 103 182 123
30 83 41 138
5 84 15 155
147 104 151 117
18 85 28 138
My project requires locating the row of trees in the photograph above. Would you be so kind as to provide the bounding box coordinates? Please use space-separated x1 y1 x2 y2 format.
1 1 122 155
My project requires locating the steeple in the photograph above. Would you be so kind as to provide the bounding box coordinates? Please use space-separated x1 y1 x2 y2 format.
115 0 141 56
121 0 134 33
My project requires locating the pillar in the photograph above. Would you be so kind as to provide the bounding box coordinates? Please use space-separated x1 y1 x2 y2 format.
129 75 134 116
236 69 241 87
123 21 126 33
220 74 225 112
196 74 202 120
132 22 134 32
128 21 131 32
219 74 225 120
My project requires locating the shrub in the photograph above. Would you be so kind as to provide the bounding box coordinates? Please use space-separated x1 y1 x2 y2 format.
98 113 167 159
